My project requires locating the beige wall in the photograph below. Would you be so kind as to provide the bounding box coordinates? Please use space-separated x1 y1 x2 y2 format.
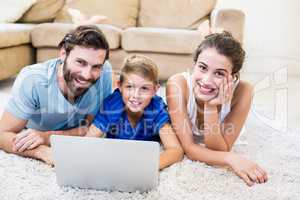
216 0 300 75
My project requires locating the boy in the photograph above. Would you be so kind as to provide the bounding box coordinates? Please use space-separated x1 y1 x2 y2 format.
86 55 183 170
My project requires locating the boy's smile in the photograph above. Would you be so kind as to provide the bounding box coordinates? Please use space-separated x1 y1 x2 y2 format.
119 73 158 114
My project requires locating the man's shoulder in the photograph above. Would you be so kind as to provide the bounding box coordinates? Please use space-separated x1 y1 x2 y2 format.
16 58 59 86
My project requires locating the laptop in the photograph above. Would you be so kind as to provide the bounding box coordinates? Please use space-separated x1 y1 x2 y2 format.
50 135 160 192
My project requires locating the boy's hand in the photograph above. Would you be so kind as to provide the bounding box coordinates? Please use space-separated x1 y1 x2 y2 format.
85 124 105 138
13 129 51 152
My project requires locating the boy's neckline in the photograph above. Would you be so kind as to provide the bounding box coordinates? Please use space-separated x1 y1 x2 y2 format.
125 107 144 128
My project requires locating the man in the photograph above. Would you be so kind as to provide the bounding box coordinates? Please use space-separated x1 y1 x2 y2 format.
0 25 112 164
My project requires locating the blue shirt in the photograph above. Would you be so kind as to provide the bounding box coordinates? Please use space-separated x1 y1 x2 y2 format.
92 89 170 141
6 58 112 131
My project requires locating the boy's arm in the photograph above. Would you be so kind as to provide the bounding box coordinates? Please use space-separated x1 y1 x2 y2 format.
158 123 184 170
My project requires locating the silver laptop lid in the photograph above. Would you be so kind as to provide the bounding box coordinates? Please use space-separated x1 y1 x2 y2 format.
50 135 160 192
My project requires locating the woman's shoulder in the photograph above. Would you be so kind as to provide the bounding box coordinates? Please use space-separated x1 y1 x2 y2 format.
166 73 189 98
232 80 254 106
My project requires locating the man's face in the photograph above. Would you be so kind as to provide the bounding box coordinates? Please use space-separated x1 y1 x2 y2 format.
61 46 107 97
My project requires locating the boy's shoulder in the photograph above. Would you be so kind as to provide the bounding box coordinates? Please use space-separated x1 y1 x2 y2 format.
101 88 123 111
150 95 167 109
144 95 168 119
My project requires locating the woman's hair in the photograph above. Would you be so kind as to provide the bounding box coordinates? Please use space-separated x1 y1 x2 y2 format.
120 55 159 85
193 31 245 75
58 25 109 60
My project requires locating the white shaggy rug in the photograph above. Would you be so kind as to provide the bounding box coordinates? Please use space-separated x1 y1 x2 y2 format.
0 111 299 200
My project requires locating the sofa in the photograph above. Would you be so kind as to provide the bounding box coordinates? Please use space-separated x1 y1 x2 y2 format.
0 0 245 81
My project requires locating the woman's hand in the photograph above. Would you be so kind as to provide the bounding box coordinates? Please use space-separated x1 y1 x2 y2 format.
225 152 268 186
207 75 234 106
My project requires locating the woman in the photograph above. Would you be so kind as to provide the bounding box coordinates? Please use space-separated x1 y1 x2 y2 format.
166 31 268 186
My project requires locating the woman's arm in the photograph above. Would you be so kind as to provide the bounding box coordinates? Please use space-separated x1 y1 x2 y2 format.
159 123 184 170
166 75 229 165
220 81 253 150
202 80 253 151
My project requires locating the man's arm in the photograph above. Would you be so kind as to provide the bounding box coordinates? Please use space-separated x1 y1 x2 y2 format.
13 115 95 152
0 111 48 161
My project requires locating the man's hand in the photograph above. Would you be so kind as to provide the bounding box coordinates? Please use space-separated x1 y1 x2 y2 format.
34 145 54 166
12 129 51 152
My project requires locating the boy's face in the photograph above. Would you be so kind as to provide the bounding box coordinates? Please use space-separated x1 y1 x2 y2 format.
119 73 158 114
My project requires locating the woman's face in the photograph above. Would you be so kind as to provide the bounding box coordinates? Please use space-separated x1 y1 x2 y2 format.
192 48 233 102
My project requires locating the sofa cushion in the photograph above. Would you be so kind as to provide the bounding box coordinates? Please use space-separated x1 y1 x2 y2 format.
0 24 35 48
0 0 36 23
122 27 204 54
19 0 65 23
54 0 139 29
31 23 122 49
0 45 35 80
138 0 216 29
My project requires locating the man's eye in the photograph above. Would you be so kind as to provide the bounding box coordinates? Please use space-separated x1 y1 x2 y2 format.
76 60 84 65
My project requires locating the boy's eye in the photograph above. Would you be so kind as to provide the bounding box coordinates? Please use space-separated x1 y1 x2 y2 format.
141 86 150 91
125 85 133 89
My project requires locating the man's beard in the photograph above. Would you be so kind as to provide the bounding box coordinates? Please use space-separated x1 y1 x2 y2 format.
62 59 97 98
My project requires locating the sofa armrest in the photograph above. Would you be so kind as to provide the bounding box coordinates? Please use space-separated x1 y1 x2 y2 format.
210 8 245 43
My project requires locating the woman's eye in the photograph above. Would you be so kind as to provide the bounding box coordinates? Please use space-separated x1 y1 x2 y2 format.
215 72 225 77
198 65 207 71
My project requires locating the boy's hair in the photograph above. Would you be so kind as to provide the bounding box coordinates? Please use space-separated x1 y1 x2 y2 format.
120 55 159 84
58 25 109 60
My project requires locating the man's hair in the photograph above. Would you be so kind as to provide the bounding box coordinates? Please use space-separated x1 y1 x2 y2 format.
120 55 159 85
58 25 109 60
193 31 245 75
